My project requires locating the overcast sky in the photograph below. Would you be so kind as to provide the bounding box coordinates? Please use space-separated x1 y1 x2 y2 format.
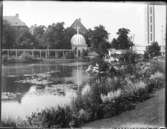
3 1 166 46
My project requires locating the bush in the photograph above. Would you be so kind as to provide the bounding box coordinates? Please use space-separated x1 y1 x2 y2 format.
144 41 161 60
27 106 75 128
64 52 75 59
119 50 138 64
19 52 35 61
1 119 17 127
81 49 88 57
2 55 9 63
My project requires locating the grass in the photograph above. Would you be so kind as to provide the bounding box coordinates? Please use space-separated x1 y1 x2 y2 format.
83 88 165 128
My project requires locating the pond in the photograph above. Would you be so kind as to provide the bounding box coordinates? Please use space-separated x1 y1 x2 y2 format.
1 61 90 121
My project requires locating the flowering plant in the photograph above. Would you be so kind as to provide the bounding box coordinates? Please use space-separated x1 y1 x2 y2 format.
100 89 122 103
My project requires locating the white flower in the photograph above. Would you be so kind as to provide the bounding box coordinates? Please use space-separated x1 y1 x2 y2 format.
86 65 93 73
81 84 91 96
150 72 164 80
101 89 122 103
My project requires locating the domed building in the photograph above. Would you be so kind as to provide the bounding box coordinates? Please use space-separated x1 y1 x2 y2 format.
70 24 87 57
71 33 87 51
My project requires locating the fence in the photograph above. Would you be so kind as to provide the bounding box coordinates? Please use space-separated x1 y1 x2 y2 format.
1 49 74 59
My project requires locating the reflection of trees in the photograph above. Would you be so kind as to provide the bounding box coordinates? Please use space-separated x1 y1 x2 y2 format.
2 93 23 103
2 76 31 103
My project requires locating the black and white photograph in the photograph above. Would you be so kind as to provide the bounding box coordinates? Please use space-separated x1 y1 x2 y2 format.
0 1 166 128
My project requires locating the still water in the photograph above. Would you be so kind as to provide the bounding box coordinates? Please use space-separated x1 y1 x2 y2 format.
1 61 90 121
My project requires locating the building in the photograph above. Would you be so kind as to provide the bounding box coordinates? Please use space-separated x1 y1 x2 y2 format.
134 3 166 54
3 13 27 29
147 4 155 44
70 18 88 57
70 25 87 57
71 18 87 35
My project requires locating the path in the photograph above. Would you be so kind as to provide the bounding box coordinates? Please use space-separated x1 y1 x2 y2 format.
82 88 165 128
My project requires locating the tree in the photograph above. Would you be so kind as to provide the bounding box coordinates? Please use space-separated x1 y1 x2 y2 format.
16 28 36 49
111 38 118 49
63 27 76 49
2 20 17 48
111 28 134 49
85 29 93 47
44 22 65 49
31 25 46 48
144 41 161 59
86 25 110 56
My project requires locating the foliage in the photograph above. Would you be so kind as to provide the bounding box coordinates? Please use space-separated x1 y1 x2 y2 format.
4 70 165 128
64 27 76 49
19 52 35 61
118 51 137 64
1 119 17 127
101 89 122 103
31 25 46 48
2 20 17 49
81 49 88 57
86 25 110 57
64 51 75 59
44 22 65 49
144 41 161 59
111 28 134 49
2 55 9 63
16 28 36 49
27 106 75 128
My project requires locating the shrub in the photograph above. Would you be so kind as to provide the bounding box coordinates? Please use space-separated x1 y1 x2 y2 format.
1 119 17 127
81 49 88 57
2 55 8 63
27 106 76 128
19 52 34 61
119 51 137 64
149 71 164 80
65 52 74 59
144 41 161 59
100 89 122 103
148 72 165 89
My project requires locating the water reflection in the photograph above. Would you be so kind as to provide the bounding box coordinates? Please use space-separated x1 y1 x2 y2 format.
1 62 89 120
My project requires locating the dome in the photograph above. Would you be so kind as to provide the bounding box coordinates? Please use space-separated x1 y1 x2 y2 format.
71 33 87 46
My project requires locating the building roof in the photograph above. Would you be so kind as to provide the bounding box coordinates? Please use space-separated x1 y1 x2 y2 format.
3 14 26 27
71 18 87 34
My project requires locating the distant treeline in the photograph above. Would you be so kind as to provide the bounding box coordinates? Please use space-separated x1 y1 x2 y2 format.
3 20 134 56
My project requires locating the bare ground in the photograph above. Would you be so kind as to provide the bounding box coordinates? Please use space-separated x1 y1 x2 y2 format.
82 88 165 128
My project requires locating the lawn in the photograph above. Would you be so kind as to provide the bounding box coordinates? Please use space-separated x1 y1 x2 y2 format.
82 87 165 128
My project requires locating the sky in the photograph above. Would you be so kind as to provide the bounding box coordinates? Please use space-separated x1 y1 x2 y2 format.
3 1 166 46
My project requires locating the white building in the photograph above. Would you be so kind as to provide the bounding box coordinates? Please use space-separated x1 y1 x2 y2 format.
70 26 87 56
134 3 166 54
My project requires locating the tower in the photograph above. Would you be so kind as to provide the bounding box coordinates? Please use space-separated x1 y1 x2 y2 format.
147 4 155 44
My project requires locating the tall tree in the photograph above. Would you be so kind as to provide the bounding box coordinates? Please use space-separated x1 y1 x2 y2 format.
2 20 17 48
16 28 36 49
91 25 108 49
44 22 65 49
31 25 46 48
111 28 134 49
87 25 110 56
85 28 93 47
63 27 76 49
